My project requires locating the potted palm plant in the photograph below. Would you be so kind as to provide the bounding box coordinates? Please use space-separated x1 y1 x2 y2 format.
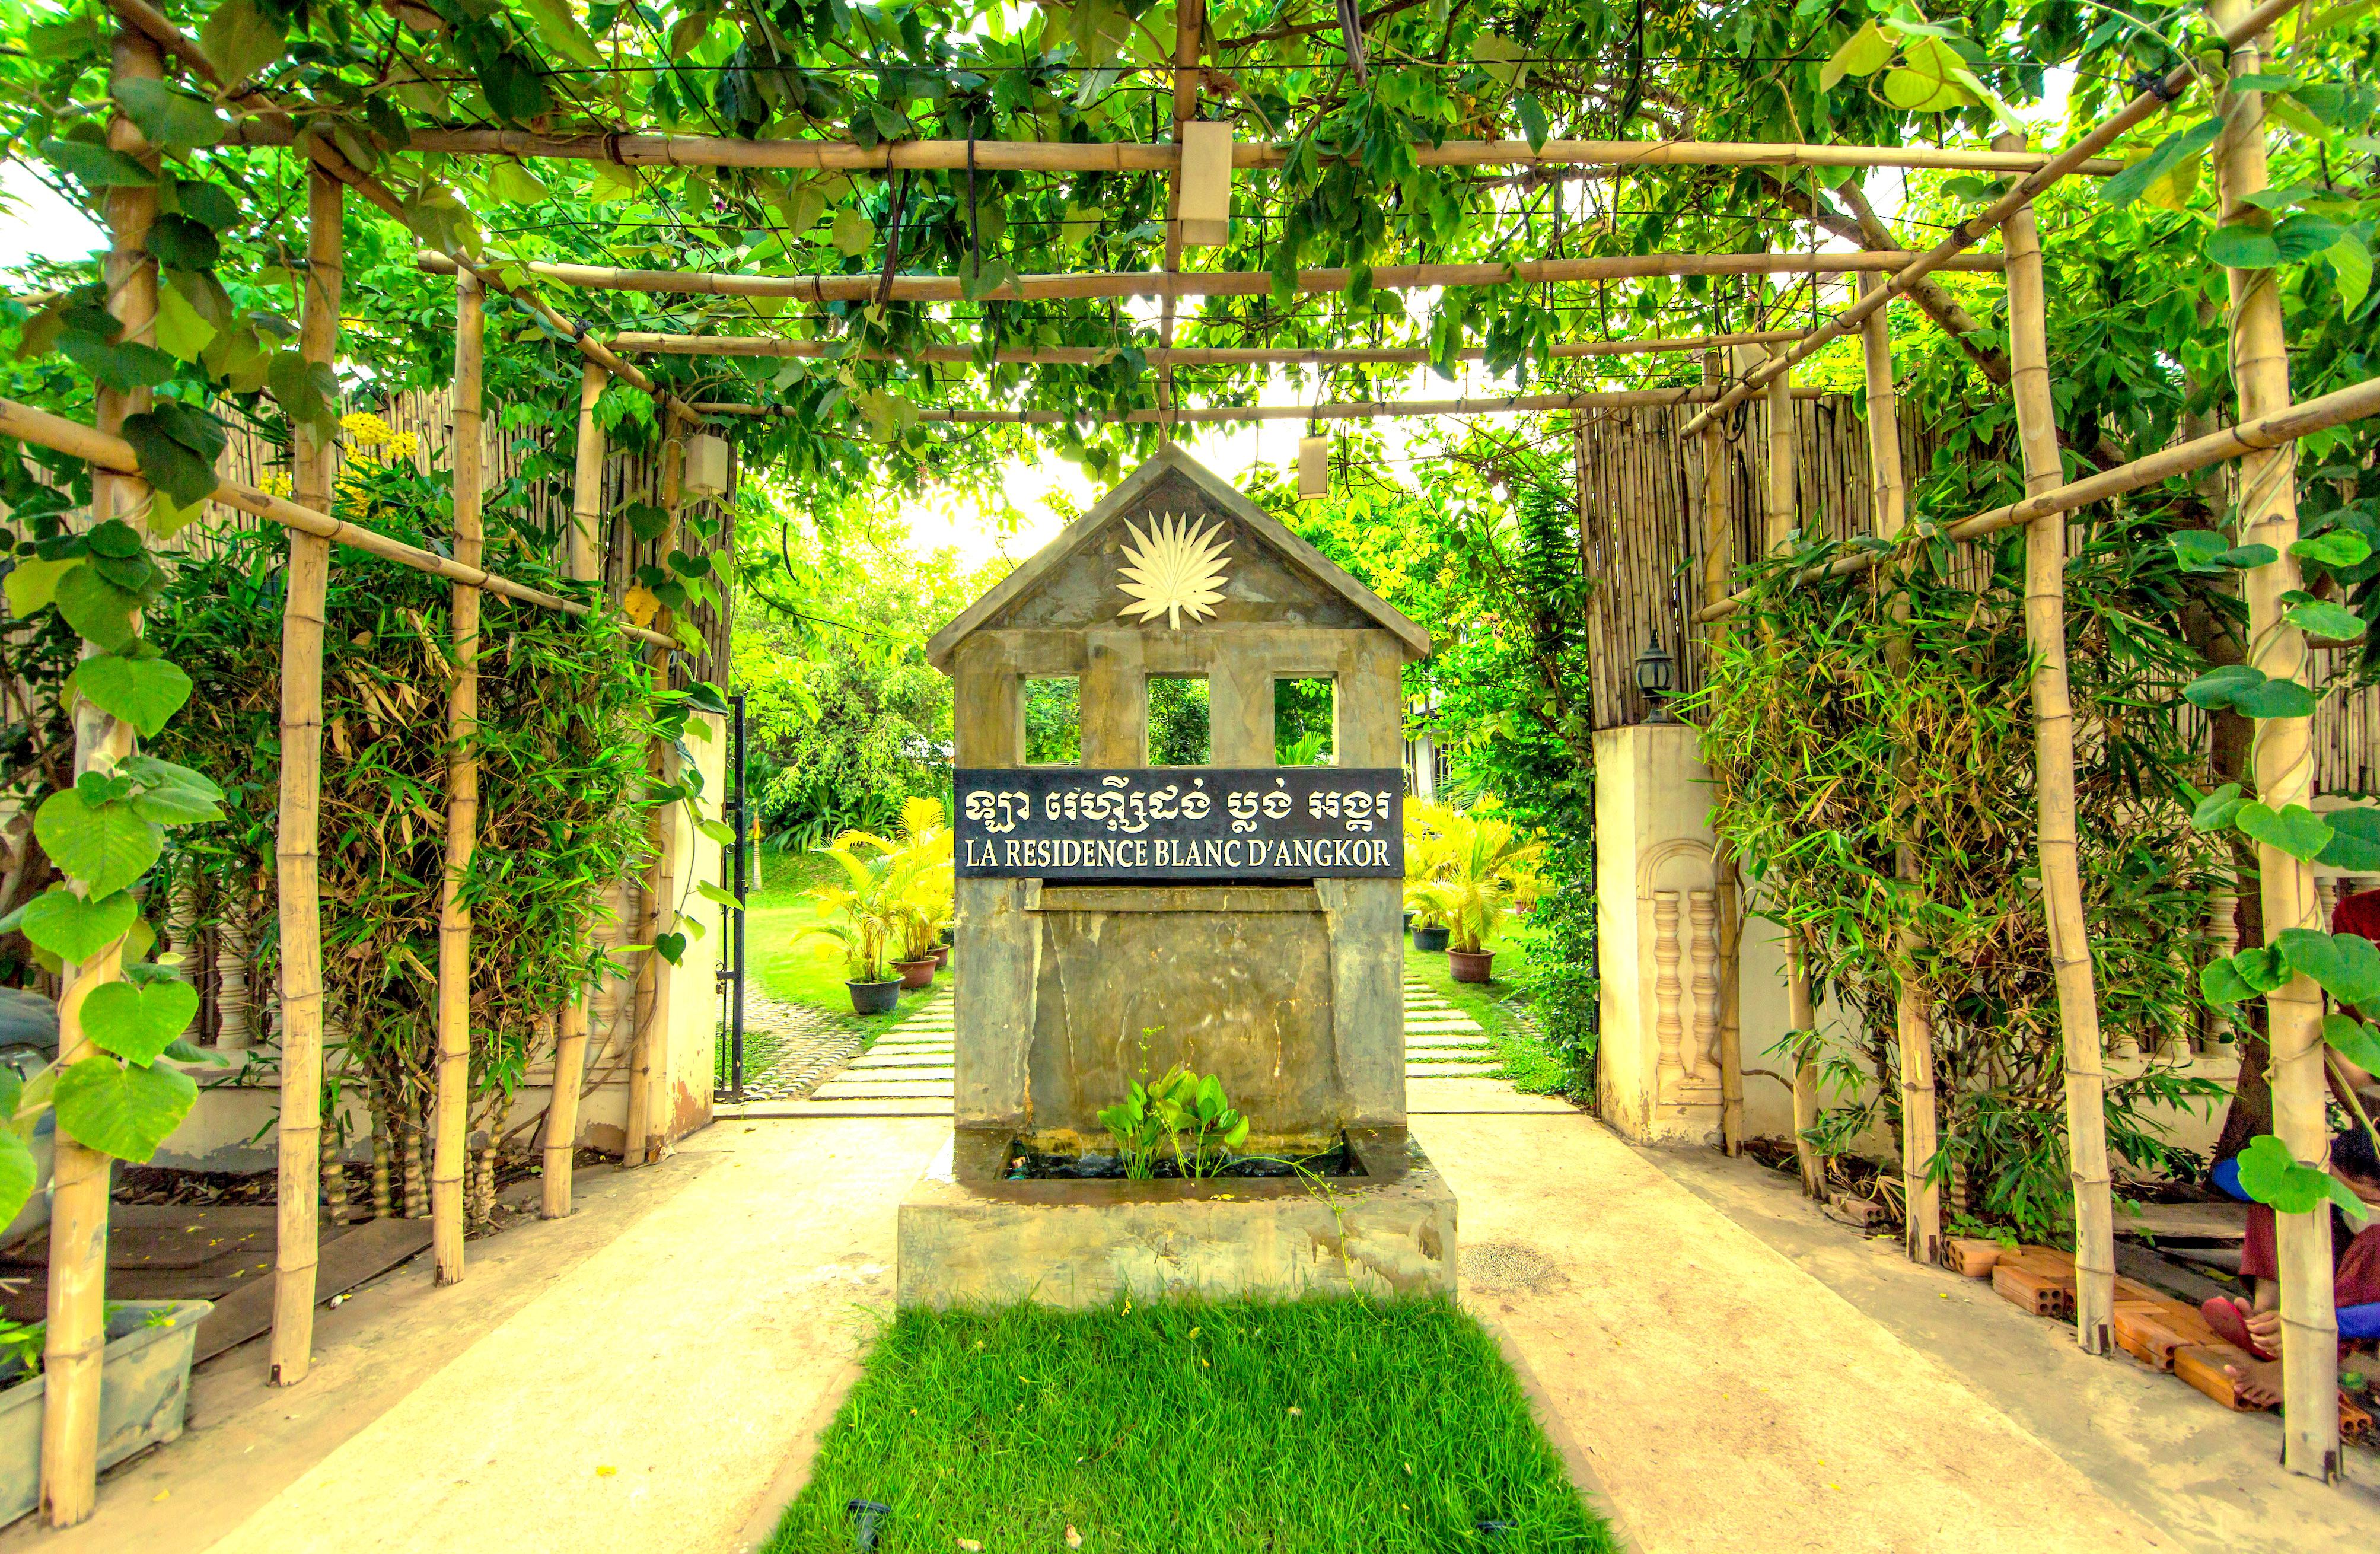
807 837 909 1014
831 799 954 992
1404 801 1458 951
1433 805 1547 983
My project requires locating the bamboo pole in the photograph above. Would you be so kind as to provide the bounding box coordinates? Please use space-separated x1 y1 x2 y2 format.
432 272 483 1285
546 373 605 1204
568 362 607 581
623 428 685 1169
611 329 1809 364
544 363 607 1219
1690 373 2380 622
2210 0 2337 1478
690 386 1826 425
0 399 674 650
2001 132 2117 1356
40 23 160 1526
1852 270 1941 1266
1154 0 1203 433
1680 0 2301 440
1694 352 1751 1165
416 250 2003 302
269 167 339 1387
390 127 2126 177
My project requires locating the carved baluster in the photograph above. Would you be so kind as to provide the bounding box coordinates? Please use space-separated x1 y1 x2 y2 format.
2206 890 2239 1048
215 891 253 1052
1689 889 1719 1082
1653 891 1685 1101
166 862 200 1040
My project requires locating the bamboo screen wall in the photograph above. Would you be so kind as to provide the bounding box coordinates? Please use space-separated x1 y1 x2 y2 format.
163 391 738 1054
1577 396 2380 798
189 387 736 683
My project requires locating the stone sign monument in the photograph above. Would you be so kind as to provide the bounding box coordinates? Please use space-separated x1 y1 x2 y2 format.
895 446 1458 1306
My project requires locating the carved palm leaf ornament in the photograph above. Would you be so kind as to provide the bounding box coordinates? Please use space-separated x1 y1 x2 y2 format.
1116 513 1232 629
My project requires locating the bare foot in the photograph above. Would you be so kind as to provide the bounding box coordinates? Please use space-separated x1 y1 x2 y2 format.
2201 1296 2278 1361
2222 1364 2281 1409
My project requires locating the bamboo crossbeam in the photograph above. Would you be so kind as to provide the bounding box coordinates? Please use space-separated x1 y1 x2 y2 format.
417 250 2002 303
1679 0 2302 440
0 398 674 650
269 166 338 1388
1691 373 2380 622
2212 0 2337 1479
101 0 702 428
396 128 2126 177
41 24 159 1527
431 271 482 1288
692 386 1825 425
611 329 1808 365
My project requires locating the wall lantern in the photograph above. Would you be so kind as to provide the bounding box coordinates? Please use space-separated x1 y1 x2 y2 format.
1178 120 1235 248
684 432 731 501
1635 633 1677 723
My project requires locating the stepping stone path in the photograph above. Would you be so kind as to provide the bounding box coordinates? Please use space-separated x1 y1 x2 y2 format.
1401 979 1502 1078
753 978 1512 1116
792 987 958 1112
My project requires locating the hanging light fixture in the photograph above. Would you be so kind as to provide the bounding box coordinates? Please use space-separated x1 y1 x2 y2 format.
1178 120 1235 248
1635 633 1677 723
683 432 731 500
1298 433 1328 499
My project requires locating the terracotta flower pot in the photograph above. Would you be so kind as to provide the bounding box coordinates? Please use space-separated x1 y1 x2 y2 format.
931 945 950 971
1413 925 1451 953
848 979 901 1015
1448 947 1494 983
894 957 938 991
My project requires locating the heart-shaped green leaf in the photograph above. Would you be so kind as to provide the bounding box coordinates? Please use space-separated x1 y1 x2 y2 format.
2322 808 2380 871
2286 600 2367 640
2322 1014 2380 1074
2200 957 2255 1005
2235 1133 2369 1221
2277 927 2380 1006
52 1054 196 1163
67 653 192 738
18 887 136 963
2184 665 2263 709
40 139 154 188
2292 530 2372 569
112 78 225 151
2207 224 2282 269
2232 677 2318 719
0 1131 34 1233
2238 801 2332 861
2190 782 2245 833
2234 944 2291 994
34 788 160 899
654 932 687 964
81 979 199 1065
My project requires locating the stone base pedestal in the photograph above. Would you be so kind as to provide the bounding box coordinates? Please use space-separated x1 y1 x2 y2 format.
896 1126 1457 1307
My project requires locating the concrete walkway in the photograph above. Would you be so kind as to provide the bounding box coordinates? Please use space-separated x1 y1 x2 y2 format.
28 1079 2375 1550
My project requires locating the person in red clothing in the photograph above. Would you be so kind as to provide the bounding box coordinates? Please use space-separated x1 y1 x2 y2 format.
2199 884 2380 1387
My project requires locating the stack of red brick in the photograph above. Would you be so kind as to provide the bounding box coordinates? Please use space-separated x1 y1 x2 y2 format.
1946 1238 2373 1434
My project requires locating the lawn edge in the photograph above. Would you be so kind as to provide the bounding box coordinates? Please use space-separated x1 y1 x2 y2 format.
1476 1310 1643 1554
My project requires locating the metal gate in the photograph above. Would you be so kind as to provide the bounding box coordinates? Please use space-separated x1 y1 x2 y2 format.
713 690 748 1101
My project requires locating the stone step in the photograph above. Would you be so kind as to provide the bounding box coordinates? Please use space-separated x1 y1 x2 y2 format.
848 1054 955 1069
842 1065 955 1081
808 1078 955 1100
735 1097 954 1119
1409 1062 1502 1077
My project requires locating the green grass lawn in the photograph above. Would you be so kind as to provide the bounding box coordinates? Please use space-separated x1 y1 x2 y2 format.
1403 926 1572 1095
744 851 939 1024
766 1297 1610 1553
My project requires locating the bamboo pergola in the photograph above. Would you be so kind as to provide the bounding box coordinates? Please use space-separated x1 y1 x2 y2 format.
8 0 2367 1524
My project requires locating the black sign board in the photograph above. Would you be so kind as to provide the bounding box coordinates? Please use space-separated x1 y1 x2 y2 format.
956 768 1404 880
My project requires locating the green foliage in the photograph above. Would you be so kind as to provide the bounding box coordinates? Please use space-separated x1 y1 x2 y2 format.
1145 675 1211 766
144 458 656 1164
1098 1048 1251 1179
1699 520 2226 1243
1510 837 1600 1094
